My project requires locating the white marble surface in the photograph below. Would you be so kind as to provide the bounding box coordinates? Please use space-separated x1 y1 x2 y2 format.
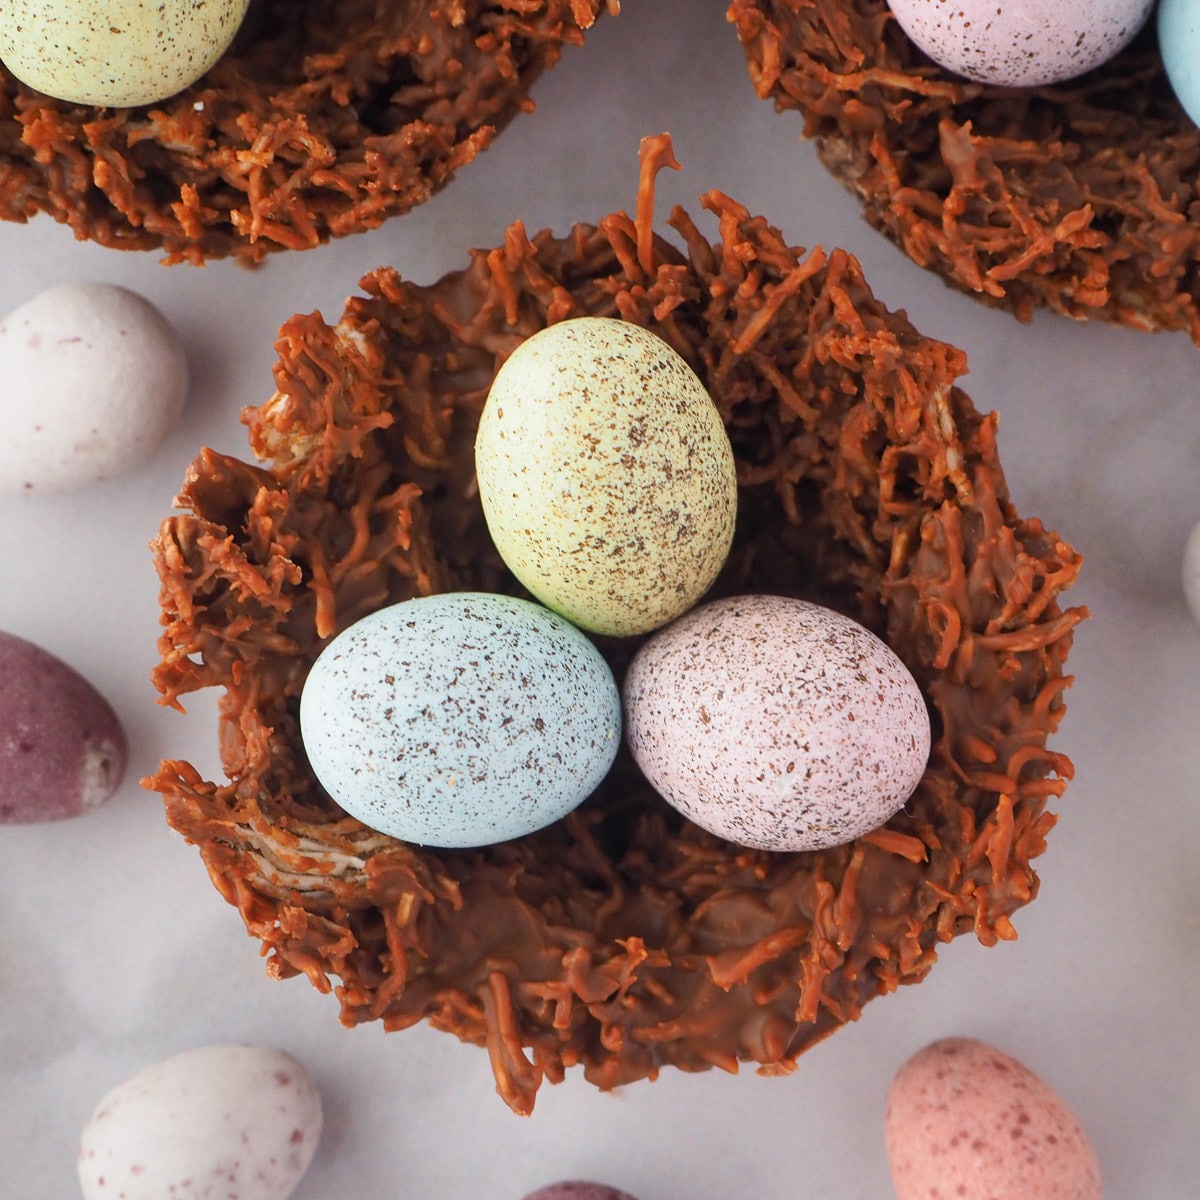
2 2 1199 1196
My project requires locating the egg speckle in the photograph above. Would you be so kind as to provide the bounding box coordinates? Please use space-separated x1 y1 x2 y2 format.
475 316 737 637
77 1044 322 1200
887 0 1154 87
0 282 187 494
885 1038 1103 1200
299 592 621 847
623 594 930 852
0 0 251 107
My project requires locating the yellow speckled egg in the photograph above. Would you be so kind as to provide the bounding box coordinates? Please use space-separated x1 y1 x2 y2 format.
475 317 738 638
0 0 251 108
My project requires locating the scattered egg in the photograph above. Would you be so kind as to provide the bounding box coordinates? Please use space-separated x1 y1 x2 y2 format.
885 1037 1103 1200
78 1043 322 1200
0 0 252 107
1183 518 1200 624
1160 0 1200 128
299 592 621 848
0 630 127 824
521 1185 640 1200
0 282 187 494
623 594 930 852
887 0 1155 87
475 316 737 637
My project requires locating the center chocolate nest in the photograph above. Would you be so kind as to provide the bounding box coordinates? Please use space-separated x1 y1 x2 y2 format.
148 137 1086 1114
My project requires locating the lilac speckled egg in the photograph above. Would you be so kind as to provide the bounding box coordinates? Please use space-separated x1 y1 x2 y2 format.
78 1044 322 1200
887 0 1154 87
623 595 930 852
299 592 621 847
885 1038 1103 1200
522 1185 640 1200
0 630 127 824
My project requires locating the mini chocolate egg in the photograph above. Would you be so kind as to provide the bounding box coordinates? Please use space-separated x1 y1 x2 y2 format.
623 594 930 852
0 0 252 107
78 1044 322 1200
0 631 127 824
887 0 1154 87
885 1038 1102 1200
0 283 187 494
522 1185 640 1200
1160 0 1200 128
475 317 737 638
299 592 621 847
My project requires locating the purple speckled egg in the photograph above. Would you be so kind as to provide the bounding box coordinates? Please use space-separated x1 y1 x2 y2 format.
521 1184 640 1200
0 630 127 823
623 594 930 852
885 1038 1102 1200
887 0 1154 87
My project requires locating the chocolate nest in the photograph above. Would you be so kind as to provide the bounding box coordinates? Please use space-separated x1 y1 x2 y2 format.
148 135 1086 1114
731 0 1200 341
0 0 610 263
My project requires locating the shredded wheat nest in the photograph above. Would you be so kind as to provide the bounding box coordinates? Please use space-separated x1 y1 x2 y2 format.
730 0 1200 341
148 136 1086 1114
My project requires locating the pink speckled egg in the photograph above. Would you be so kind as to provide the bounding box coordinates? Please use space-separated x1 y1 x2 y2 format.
521 1184 640 1200
887 0 1155 87
622 595 930 852
885 1038 1102 1200
78 1044 322 1200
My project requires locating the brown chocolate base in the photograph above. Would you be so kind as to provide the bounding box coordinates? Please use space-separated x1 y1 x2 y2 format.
730 0 1200 341
0 0 609 263
148 136 1086 1114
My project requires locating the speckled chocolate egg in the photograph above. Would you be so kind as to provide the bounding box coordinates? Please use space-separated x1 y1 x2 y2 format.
887 0 1154 87
475 317 737 637
299 592 621 847
0 283 187 494
522 1184 640 1200
78 1044 322 1200
0 630 127 824
885 1038 1103 1200
623 594 930 852
0 0 252 107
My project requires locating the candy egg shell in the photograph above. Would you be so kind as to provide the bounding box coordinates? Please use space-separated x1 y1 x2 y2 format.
77 1044 322 1200
475 316 737 637
0 283 187 494
885 1038 1102 1200
299 592 621 848
522 1184 640 1200
887 0 1155 87
623 594 930 852
1160 0 1200 129
0 630 127 824
0 0 252 108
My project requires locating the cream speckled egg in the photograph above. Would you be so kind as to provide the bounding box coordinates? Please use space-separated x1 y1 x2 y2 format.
299 592 621 848
886 1038 1102 1200
475 317 737 638
0 282 187 493
78 1044 322 1200
0 0 251 107
623 594 931 852
887 0 1154 87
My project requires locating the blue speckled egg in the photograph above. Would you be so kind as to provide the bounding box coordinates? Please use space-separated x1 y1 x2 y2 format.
1160 0 1200 128
299 592 620 848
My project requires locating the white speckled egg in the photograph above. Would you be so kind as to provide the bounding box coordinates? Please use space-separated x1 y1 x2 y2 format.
78 1044 322 1200
0 0 251 107
887 0 1154 87
299 592 621 847
623 594 931 852
0 283 187 494
885 1038 1102 1200
475 317 737 638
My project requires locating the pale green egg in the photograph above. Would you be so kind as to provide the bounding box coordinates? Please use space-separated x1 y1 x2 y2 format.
475 317 738 638
0 0 251 108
